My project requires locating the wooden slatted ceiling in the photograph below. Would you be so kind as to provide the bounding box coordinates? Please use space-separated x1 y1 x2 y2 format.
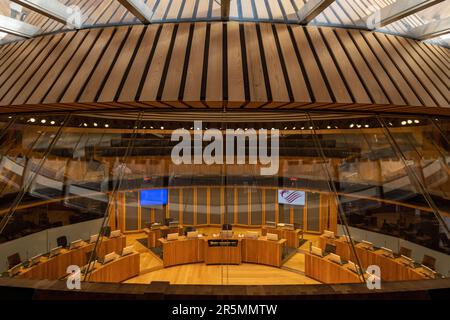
0 0 443 42
0 22 448 115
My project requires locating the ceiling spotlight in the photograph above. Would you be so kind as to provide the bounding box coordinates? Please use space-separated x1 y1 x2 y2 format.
29 118 36 123
93 123 98 127
41 119 46 124
364 124 369 128
301 127 304 130
357 124 361 128
327 126 331 129
161 126 164 130
401 121 407 125
83 123 88 127
350 124 354 128
292 127 296 130
309 126 313 130
414 120 420 124
105 124 109 128
407 120 412 124
50 121 55 125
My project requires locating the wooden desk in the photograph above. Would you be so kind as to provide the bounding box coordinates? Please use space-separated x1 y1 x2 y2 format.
146 227 182 248
318 237 429 282
262 227 300 248
89 252 140 283
242 237 287 267
318 235 354 260
15 236 126 280
204 237 242 265
159 236 205 267
304 252 362 284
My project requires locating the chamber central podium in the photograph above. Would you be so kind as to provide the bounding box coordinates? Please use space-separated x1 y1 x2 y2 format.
159 234 287 268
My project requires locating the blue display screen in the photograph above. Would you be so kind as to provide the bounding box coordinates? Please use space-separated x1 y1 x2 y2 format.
140 189 168 206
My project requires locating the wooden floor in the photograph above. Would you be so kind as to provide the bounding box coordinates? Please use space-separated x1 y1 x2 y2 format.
123 228 321 285
125 262 319 285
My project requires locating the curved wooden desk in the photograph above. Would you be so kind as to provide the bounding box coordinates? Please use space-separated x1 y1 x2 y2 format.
304 252 362 284
318 236 430 281
14 236 126 280
262 227 301 248
89 252 140 283
159 236 205 267
146 227 182 248
242 237 287 267
160 235 287 268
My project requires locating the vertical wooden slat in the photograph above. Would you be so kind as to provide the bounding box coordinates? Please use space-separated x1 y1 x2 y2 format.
227 22 245 108
44 29 102 104
183 22 207 107
140 24 175 104
61 27 116 103
98 26 145 103
161 22 191 107
274 24 311 105
290 26 332 105
320 28 372 105
243 23 267 108
206 22 223 108
259 23 290 106
78 27 129 103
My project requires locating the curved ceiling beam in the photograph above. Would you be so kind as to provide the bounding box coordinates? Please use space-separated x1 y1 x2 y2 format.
409 16 450 40
9 0 73 24
116 0 154 24
297 0 335 24
361 0 445 30
221 0 230 21
0 14 39 38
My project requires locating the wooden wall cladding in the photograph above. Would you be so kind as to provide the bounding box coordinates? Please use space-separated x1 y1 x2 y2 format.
0 22 448 114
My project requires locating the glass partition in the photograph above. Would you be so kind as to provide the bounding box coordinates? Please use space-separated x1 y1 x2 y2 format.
1 111 449 286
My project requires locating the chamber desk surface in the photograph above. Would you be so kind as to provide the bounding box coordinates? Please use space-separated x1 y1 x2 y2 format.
12 236 126 280
88 252 140 283
318 236 430 281
262 227 301 248
304 252 363 284
160 235 287 268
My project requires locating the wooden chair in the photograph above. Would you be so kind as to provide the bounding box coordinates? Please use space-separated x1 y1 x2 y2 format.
7 253 21 269
399 247 412 258
422 254 436 270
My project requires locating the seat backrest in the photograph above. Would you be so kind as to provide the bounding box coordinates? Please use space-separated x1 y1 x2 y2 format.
85 250 97 264
7 253 21 269
57 236 68 248
101 226 111 238
422 254 436 270
325 243 336 255
399 247 412 258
